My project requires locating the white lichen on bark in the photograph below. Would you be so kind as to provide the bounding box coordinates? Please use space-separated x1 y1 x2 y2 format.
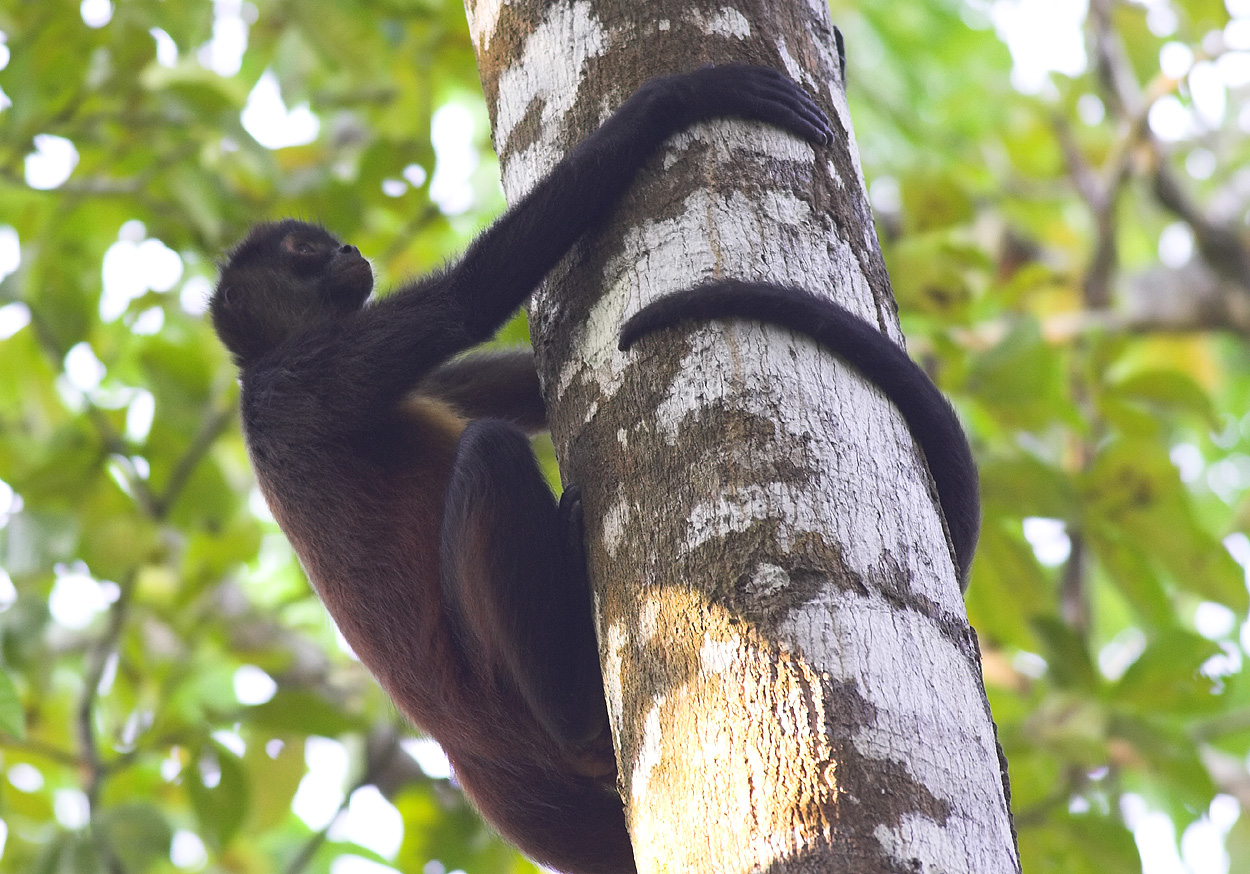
484 1 609 193
784 588 1018 868
688 7 752 39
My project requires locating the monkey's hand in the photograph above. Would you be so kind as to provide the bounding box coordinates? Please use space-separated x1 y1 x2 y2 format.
644 63 833 148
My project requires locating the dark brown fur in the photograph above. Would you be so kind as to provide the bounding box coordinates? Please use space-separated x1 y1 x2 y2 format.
210 66 832 874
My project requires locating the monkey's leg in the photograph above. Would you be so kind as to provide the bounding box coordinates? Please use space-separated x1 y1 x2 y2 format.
417 350 547 434
440 419 605 745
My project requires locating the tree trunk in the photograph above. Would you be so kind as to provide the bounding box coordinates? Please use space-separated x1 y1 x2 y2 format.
464 1 1019 871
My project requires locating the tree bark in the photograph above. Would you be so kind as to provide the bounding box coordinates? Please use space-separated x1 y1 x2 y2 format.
464 1 1019 871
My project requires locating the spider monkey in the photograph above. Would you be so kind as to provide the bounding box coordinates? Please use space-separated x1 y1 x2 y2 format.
210 66 832 874
619 280 980 585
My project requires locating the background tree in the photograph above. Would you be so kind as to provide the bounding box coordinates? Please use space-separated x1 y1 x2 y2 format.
0 1 1249 873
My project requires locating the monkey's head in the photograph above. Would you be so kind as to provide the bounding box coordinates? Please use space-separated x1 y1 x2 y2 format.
211 220 374 367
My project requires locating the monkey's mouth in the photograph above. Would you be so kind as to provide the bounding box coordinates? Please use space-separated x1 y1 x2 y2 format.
329 256 375 306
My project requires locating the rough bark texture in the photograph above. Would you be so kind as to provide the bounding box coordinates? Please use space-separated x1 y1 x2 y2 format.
464 1 1019 871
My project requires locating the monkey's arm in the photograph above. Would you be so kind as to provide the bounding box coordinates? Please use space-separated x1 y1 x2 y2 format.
417 349 547 434
329 66 828 415
620 281 980 586
439 65 831 340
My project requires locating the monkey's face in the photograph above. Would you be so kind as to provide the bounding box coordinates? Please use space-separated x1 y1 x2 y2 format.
211 220 375 366
276 225 374 314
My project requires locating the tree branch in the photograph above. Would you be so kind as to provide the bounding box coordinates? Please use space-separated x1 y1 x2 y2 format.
152 404 236 519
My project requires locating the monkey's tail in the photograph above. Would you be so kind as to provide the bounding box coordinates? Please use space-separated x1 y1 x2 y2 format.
619 279 979 588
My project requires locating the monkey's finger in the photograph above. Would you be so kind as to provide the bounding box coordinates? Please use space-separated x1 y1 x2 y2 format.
739 80 832 145
751 83 833 144
688 64 832 146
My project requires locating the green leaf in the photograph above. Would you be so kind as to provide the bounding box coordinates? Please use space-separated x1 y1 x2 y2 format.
1033 618 1100 692
1115 715 1219 817
97 804 174 873
1018 811 1139 874
1109 369 1216 425
247 689 366 737
1085 440 1248 610
1086 530 1172 627
1113 629 1223 714
30 833 100 874
394 781 540 874
140 62 249 114
0 668 25 739
966 318 1074 430
964 520 1051 645
980 455 1075 519
187 740 251 849
245 735 308 829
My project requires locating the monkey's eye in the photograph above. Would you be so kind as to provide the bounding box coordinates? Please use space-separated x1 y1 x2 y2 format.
283 235 324 258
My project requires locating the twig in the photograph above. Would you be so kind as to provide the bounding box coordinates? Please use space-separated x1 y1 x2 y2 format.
281 728 408 874
78 575 135 874
22 304 163 517
1153 160 1250 285
1089 0 1250 293
152 404 236 519
0 736 82 767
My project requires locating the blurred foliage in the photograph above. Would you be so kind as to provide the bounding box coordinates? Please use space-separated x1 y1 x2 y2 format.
0 0 535 872
0 0 1248 872
835 0 1250 869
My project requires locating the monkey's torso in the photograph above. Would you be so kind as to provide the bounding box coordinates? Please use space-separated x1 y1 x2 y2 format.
242 375 598 767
